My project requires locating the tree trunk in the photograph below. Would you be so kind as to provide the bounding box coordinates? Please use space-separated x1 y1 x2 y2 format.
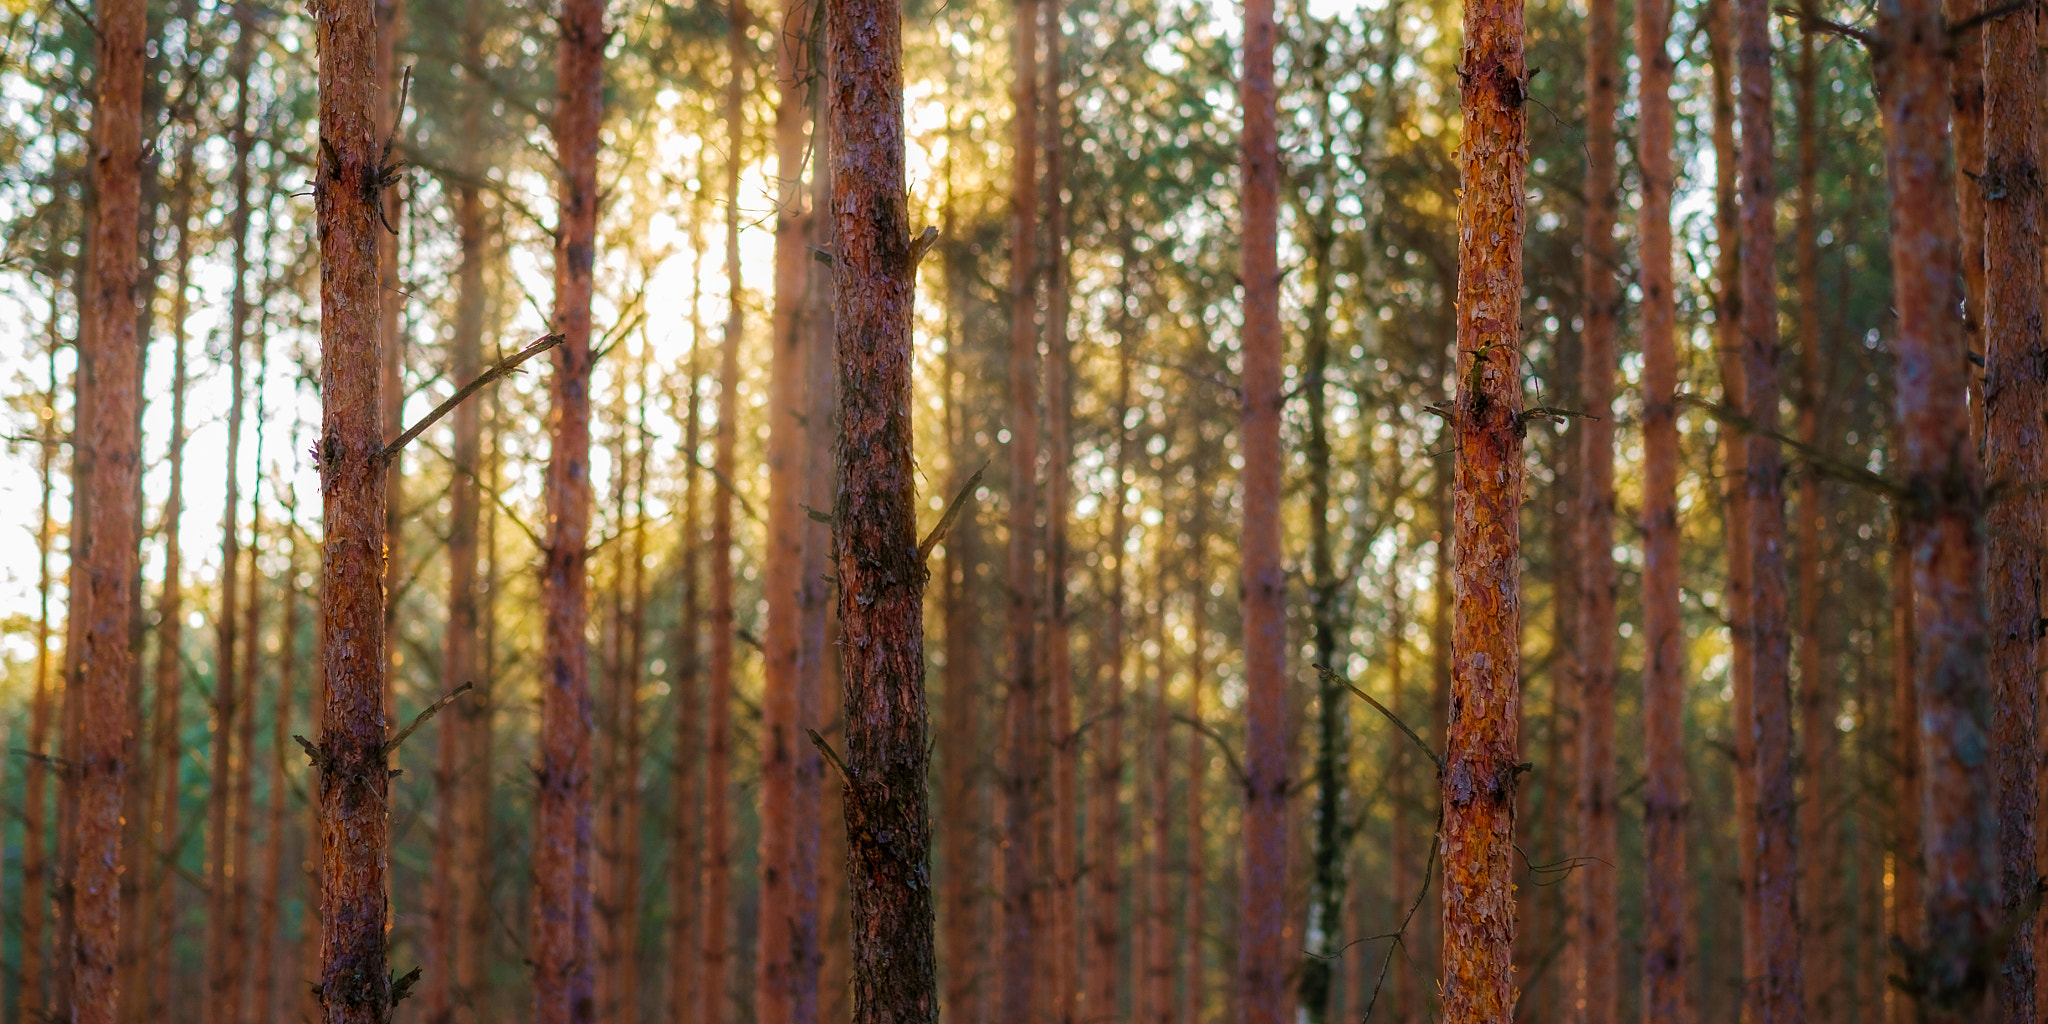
1388 588 1417 1024
1981 0 2045 1014
759 0 823 1008
377 0 407 729
1949 0 1986 445
1181 520 1207 1024
1300 148 1344 1024
1792 32 1837 1024
1000 0 1042 1016
1142 545 1173 1024
71 0 146 1009
1085 283 1133 1024
255 539 299 1024
1888 525 1920 1024
145 134 194 1022
1238 0 1287 1012
209 11 256 1015
703 7 746 1015
233 401 267 1024
1041 8 1078 1020
798 64 837 1024
1637 0 1689 1013
1441 0 1527 1009
1876 0 1999 1015
825 0 939 1014
22 327 60 1024
1736 0 1803 1009
1575 0 1619 1012
533 0 603 1011
311 0 395 1012
667 322 705 1024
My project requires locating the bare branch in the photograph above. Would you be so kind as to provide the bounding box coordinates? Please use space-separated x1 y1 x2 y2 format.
1320 664 1444 771
919 462 988 564
377 334 563 465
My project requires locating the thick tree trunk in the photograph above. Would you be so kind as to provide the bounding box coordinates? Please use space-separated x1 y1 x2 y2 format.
1736 0 1803 1010
666 325 705 1024
1792 33 1837 1024
1237 0 1288 1013
1876 0 1999 1016
1441 0 1526 1010
1000 0 1042 1016
1574 0 1619 1014
824 0 939 1016
209 13 256 1017
72 0 147 1011
702 9 746 1015
533 0 603 1013
758 0 823 1008
1981 0 2045 1015
1041 10 1077 1022
1637 0 1689 1013
1085 296 1133 1024
311 0 396 1012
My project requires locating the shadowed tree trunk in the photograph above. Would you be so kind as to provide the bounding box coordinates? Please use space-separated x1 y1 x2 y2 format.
666 317 705 1024
1874 0 1998 1014
1949 0 1985 443
938 157 982 1024
1637 0 1689 1012
1888 524 1920 1024
233 379 267 1024
1574 0 1618 1011
1000 0 1042 1015
824 0 940 1015
1237 0 1287 1011
798 59 836 1024
533 0 603 1011
1981 0 2045 1013
22 325 59 1024
1182 512 1207 1024
1142 529 1173 1024
1440 0 1527 1008
254 538 299 1024
1041 7 1078 1020
758 0 823 1007
377 0 407 731
71 0 146 1010
1085 269 1133 1024
208 10 256 1016
310 0 396 1009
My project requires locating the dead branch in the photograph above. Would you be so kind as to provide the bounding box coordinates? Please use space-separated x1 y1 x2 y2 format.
377 334 563 465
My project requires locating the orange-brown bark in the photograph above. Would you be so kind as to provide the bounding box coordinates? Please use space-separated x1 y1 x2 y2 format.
1441 0 1526 1009
533 0 603 1012
1574 0 1619 1012
758 0 823 1008
1875 0 1998 1014
1000 0 1042 1016
1949 0 1985 444
1238 0 1288 1013
805 115 845 1024
1637 0 1689 1014
311 0 395 1013
1981 0 2045 1013
72 0 146 1011
824 0 940 1015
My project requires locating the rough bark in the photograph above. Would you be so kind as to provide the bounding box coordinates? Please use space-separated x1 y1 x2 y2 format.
1981 0 2045 1015
702 8 746 1015
759 0 823 1009
1237 0 1288 1012
208 11 256 1016
1000 0 1042 1017
1876 0 1999 1015
1574 0 1619 1012
71 0 146 1011
1441 0 1527 1010
1637 0 1689 1014
311 0 395 1011
825 0 940 1017
533 0 603 1012
1792 32 1837 1024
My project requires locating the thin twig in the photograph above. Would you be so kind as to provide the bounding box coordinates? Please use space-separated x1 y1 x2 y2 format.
376 334 563 465
1362 825 1441 1021
1172 713 1250 788
385 682 476 754
1678 393 1904 498
808 728 852 785
919 462 988 563
1320 665 1444 771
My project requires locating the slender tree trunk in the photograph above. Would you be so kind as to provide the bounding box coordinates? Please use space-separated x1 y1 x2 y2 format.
1949 0 1986 444
146 136 194 1022
1876 0 1998 1016
596 370 629 1022
1575 0 1619 1011
233 403 266 1024
759 0 823 1008
72 0 146 1009
1638 0 1689 1013
1001 0 1042 1016
1388 589 1416 1024
667 326 705 1024
798 61 836 1024
311 0 395 1012
1300 166 1344 1024
209 11 256 1016
254 539 298 1024
824 0 940 1015
534 0 603 1012
1707 2 1760 1012
22 326 60 1024
1041 9 1078 1022
1736 0 1803 1007
1182 520 1207 1024
1792 32 1837 1024
1888 525 1921 1024
1441 0 1527 1008
377 0 407 728
1085 278 1133 1024
1142 548 1173 1024
1238 0 1288 1010
1982 0 2045 1014
703 8 747 1014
